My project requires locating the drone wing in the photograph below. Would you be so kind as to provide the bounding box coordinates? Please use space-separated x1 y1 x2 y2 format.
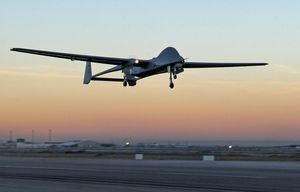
184 62 268 68
11 48 131 65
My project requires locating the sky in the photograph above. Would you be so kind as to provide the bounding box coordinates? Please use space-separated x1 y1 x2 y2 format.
0 1 300 144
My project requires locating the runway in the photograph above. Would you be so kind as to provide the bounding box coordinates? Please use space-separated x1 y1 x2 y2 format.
0 157 300 192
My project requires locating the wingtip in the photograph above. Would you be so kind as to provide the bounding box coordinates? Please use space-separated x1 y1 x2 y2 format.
258 62 268 66
10 48 19 52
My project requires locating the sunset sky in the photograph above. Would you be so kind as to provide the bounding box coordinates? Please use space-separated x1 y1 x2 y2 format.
1 1 300 144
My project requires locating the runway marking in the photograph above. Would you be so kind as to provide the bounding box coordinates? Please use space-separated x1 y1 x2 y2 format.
0 165 268 179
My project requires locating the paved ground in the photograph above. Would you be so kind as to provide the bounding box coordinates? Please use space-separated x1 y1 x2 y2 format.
0 157 300 192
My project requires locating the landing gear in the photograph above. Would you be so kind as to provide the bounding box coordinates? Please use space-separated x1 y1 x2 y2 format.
123 80 127 87
173 74 177 79
168 66 175 89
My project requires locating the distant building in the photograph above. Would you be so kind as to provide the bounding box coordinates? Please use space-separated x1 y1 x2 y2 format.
57 141 81 148
3 139 110 150
56 140 101 149
78 140 102 148
16 138 26 143
16 142 53 149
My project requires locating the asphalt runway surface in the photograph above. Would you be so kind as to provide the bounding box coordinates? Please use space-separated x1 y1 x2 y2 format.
0 157 300 192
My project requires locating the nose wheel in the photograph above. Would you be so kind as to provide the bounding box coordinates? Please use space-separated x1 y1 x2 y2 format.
123 80 127 87
169 82 174 89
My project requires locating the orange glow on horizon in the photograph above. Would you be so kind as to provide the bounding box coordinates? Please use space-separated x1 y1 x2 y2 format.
1 71 299 142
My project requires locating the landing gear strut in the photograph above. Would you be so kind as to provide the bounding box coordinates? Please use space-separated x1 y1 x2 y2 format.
168 66 174 89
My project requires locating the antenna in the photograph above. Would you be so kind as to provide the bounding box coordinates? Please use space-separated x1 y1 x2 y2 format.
9 130 13 142
31 129 35 143
48 129 52 142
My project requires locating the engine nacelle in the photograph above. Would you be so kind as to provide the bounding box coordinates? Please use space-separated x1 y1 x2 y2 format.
128 58 140 66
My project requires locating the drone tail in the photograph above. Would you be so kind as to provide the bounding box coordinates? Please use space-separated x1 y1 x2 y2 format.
83 61 92 84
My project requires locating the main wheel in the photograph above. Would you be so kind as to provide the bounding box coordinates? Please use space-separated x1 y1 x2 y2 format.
174 74 177 79
169 82 174 89
123 81 127 87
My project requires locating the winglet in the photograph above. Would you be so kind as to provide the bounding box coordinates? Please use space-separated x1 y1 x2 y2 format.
83 61 92 84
